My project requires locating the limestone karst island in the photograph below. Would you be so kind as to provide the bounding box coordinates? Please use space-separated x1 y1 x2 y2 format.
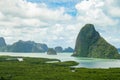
72 24 120 59
0 0 120 80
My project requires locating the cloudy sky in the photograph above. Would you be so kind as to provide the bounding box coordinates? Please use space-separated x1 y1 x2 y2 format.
0 0 120 48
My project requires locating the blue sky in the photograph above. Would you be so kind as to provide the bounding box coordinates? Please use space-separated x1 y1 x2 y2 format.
0 0 120 48
27 0 80 16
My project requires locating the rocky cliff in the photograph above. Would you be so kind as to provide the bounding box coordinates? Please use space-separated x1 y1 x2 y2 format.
0 40 48 53
47 48 57 55
0 37 6 47
55 46 63 52
72 24 120 59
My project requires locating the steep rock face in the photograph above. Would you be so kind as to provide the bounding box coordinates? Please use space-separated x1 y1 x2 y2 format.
0 37 6 47
63 47 74 52
72 24 120 59
55 46 63 52
47 48 57 55
7 40 48 52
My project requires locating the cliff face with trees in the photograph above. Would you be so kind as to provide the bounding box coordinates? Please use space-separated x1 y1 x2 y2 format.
72 24 120 59
47 48 57 55
0 40 48 53
0 37 6 47
0 38 74 53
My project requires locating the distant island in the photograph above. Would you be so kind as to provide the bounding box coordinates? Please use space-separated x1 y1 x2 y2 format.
0 37 73 53
72 24 120 59
47 48 57 55
0 24 119 57
54 46 74 53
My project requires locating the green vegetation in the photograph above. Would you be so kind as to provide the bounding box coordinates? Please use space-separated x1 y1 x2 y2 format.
0 40 48 53
0 56 120 80
73 24 120 59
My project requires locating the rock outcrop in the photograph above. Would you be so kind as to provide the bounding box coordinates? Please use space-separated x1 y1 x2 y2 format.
63 47 74 53
47 48 57 55
0 40 48 52
55 46 63 53
0 37 6 47
72 24 120 59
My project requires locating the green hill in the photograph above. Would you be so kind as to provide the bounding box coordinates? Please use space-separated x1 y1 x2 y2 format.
72 24 120 59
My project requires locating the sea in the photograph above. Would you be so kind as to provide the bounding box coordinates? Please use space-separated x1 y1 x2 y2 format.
0 52 120 68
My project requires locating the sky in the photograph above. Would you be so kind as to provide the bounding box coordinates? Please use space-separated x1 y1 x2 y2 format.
0 0 120 48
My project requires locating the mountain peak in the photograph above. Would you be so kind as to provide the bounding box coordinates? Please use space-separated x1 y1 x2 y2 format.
0 37 6 47
72 24 120 59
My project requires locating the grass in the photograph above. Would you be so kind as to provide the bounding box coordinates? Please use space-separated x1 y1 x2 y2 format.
0 56 120 80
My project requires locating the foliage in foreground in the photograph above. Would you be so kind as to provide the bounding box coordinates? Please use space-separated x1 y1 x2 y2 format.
0 56 120 80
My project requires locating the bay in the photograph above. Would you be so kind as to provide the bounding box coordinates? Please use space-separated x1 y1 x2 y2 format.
0 52 120 68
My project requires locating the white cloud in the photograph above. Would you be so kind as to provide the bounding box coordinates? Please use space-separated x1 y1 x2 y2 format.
0 0 71 48
0 0 74 48
75 0 119 27
75 0 120 48
0 0 72 23
109 7 120 17
0 0 120 48
103 0 120 18
0 12 5 20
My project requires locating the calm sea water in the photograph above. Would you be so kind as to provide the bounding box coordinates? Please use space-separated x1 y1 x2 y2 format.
0 52 120 68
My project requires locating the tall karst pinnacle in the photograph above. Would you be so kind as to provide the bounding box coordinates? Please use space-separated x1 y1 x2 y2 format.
72 24 120 59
